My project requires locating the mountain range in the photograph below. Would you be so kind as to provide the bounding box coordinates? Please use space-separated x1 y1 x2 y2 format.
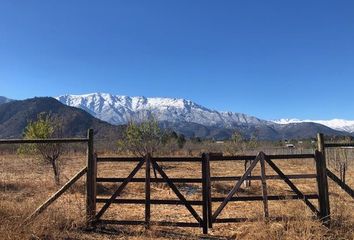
0 93 351 140
55 93 350 140
273 119 354 133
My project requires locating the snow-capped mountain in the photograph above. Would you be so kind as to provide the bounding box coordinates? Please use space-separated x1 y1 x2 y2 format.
56 93 267 127
273 119 354 133
0 93 348 140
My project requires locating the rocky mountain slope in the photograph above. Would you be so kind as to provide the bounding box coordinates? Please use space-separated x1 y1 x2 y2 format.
55 93 267 127
0 97 123 139
55 93 345 140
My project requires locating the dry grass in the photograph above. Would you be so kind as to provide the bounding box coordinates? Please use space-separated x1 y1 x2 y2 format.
0 152 353 240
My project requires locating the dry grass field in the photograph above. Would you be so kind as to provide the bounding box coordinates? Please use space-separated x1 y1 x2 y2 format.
1 150 353 240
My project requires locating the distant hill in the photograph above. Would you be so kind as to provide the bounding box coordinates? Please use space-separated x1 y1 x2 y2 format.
0 96 12 105
273 118 354 133
0 97 124 140
0 95 347 141
159 120 345 140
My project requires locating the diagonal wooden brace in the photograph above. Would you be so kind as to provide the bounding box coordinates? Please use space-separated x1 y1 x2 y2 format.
152 160 203 224
95 159 145 220
265 157 320 216
212 153 262 221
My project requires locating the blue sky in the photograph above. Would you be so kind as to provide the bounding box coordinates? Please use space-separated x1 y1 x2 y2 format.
1 1 353 120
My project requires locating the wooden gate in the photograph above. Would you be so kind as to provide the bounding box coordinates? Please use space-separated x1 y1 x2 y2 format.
91 155 210 233
86 151 332 234
206 151 330 226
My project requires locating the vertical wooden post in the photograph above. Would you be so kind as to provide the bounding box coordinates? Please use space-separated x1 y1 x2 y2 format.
316 133 330 225
145 154 151 228
259 152 269 218
205 153 212 228
86 129 96 226
201 153 209 234
244 160 251 187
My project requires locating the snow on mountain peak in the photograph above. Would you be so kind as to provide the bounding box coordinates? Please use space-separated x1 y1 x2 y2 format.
55 92 264 127
55 93 354 134
272 118 354 133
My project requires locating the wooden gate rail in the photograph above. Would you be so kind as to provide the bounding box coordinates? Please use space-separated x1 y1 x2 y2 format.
93 150 331 233
208 152 326 226
321 134 354 200
208 154 315 161
211 194 319 202
326 169 354 198
94 155 209 233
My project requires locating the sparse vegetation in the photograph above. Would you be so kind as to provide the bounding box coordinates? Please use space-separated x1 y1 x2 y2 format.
18 113 63 185
117 118 164 157
1 131 353 239
0 149 353 240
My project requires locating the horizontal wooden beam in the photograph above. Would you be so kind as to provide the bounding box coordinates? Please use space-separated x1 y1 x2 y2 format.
96 174 316 184
97 157 142 162
97 177 203 183
209 154 315 161
97 157 201 162
0 138 88 144
267 154 315 159
209 155 256 161
324 143 354 148
97 154 315 163
96 198 203 205
96 220 201 227
213 216 317 223
211 174 317 181
211 194 318 202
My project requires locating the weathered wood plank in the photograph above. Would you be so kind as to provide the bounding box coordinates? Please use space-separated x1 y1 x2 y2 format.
326 168 354 198
24 167 87 223
316 133 331 225
145 154 151 228
96 177 203 183
201 153 209 234
97 220 200 227
152 160 202 224
0 138 88 144
95 159 145 220
86 129 96 225
212 154 260 221
211 194 319 202
265 157 320 216
95 174 316 183
260 153 269 218
96 198 203 205
324 143 354 148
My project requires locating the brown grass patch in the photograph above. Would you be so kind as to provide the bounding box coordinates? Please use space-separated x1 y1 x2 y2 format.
0 153 353 239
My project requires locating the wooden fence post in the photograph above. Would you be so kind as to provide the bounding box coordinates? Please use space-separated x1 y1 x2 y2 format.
201 153 209 234
316 133 330 225
145 154 151 228
86 129 96 226
259 152 269 219
206 153 212 228
244 160 251 188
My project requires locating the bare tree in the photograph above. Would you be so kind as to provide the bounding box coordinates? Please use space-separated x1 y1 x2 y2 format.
18 113 63 185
